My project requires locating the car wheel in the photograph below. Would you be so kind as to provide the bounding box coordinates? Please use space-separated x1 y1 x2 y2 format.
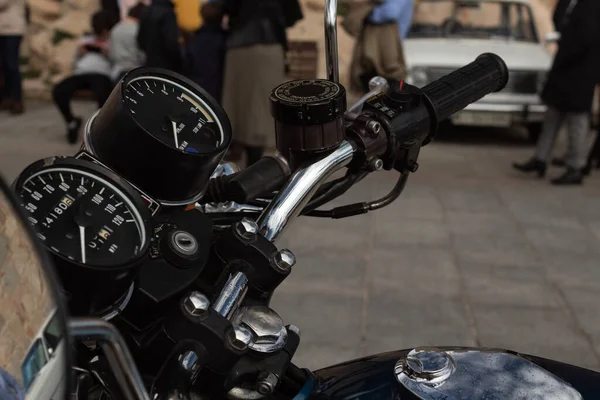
527 123 543 144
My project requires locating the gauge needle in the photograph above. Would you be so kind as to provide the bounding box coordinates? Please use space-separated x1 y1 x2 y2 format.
172 120 180 149
79 225 87 264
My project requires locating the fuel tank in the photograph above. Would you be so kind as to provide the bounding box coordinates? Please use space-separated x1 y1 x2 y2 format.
308 347 600 399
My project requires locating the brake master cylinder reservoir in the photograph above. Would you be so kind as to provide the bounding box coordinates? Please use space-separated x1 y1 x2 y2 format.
270 79 346 168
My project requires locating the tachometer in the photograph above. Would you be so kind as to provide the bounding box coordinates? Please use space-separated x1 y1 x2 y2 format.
85 67 232 206
13 157 151 316
124 75 223 153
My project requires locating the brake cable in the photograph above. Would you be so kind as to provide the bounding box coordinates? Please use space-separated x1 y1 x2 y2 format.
305 173 409 219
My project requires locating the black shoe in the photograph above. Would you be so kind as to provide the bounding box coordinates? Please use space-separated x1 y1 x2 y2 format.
583 163 592 176
512 158 547 178
551 157 566 167
67 117 82 144
583 165 591 176
551 168 583 185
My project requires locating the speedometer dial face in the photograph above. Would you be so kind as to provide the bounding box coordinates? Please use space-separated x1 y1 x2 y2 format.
124 76 224 153
18 168 147 267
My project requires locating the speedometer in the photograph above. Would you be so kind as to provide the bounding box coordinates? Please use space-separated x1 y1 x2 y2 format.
85 67 233 206
13 157 151 316
18 164 147 266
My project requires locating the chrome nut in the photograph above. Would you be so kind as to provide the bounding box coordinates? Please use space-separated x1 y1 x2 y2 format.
183 291 210 317
273 249 296 272
257 372 278 395
235 217 258 240
233 306 288 353
228 325 254 352
178 350 199 372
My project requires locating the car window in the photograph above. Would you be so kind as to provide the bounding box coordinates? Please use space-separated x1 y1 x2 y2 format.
510 4 536 42
20 339 48 391
42 312 63 355
408 0 538 42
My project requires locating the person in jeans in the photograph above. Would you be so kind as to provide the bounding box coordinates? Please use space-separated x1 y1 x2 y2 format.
52 11 114 144
0 367 23 400
0 0 26 115
512 0 600 185
109 2 146 82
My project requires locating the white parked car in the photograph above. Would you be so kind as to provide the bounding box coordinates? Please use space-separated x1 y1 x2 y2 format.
21 310 67 400
405 0 553 141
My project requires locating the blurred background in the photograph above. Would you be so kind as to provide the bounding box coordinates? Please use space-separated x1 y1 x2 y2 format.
3 0 600 373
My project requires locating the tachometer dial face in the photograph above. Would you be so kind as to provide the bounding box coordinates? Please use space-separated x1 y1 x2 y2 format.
18 168 147 267
123 76 224 153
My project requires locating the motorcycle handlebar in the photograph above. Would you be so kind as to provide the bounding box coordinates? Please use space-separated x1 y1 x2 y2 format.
253 54 509 241
421 53 509 122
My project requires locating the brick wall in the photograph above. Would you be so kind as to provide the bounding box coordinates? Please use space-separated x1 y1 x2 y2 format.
0 193 55 383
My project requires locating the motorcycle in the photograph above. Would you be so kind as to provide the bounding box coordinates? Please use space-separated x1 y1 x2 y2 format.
1 1 599 399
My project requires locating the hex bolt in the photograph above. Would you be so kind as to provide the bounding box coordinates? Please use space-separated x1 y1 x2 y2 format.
233 306 288 353
369 158 384 171
366 120 381 137
257 372 278 395
227 325 254 352
183 291 210 317
235 217 258 240
178 350 199 372
273 249 296 273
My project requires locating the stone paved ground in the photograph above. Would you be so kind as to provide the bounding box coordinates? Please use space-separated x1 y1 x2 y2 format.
2 101 600 372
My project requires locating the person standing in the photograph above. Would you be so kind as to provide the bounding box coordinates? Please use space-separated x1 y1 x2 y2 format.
368 0 414 42
512 0 600 185
172 0 202 36
219 0 302 166
109 2 146 82
137 0 183 73
102 0 122 28
346 0 412 93
553 0 578 35
0 0 26 115
183 2 226 103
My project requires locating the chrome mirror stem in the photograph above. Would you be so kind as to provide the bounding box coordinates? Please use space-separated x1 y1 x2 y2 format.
69 318 151 400
325 0 339 83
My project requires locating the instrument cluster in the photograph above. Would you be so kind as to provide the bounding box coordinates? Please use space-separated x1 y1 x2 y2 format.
12 67 232 316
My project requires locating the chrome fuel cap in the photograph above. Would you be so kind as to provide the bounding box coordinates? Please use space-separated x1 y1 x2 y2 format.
395 347 583 400
400 348 455 385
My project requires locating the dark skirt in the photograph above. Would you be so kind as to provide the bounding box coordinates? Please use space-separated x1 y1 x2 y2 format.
222 44 285 148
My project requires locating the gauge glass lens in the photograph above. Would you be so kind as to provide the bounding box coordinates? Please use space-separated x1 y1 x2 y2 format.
124 76 224 153
18 168 146 267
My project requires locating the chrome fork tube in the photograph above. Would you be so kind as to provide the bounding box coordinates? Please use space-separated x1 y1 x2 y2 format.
212 271 249 319
325 0 339 83
257 141 355 242
69 318 151 400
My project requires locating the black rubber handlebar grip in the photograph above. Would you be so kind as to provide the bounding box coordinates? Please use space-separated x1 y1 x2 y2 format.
421 53 509 123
